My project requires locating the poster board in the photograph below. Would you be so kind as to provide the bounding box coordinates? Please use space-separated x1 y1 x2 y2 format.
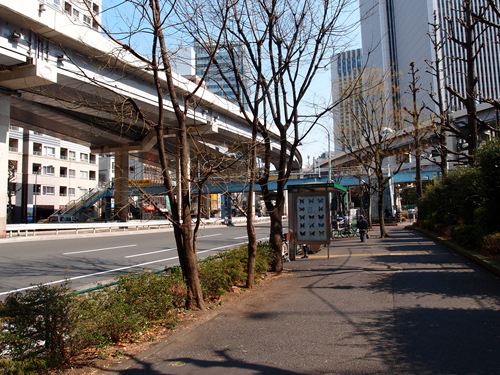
288 190 330 246
296 194 329 243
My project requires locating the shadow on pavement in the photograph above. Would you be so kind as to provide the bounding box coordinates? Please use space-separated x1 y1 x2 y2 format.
362 308 500 374
367 269 500 302
94 349 305 374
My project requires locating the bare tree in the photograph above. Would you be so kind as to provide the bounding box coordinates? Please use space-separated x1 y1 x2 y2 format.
182 0 360 273
444 0 493 164
82 0 235 309
403 62 426 198
476 0 500 112
425 12 451 180
338 70 404 238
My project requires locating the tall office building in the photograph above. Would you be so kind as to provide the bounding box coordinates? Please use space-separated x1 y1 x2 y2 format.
194 43 251 109
359 0 500 118
331 48 363 152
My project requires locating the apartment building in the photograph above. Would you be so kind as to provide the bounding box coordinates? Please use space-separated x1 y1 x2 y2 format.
7 126 98 223
43 0 102 30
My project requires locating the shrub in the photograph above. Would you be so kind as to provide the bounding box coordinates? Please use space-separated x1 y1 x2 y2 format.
115 270 185 325
69 289 146 352
198 242 273 300
450 224 480 249
419 167 480 228
476 140 500 234
481 233 500 255
255 242 273 274
199 248 247 300
0 357 48 375
0 284 73 368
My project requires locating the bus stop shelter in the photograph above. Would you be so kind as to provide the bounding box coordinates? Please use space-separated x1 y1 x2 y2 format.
287 182 348 260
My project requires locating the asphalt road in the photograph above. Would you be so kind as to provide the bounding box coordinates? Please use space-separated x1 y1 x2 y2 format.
0 224 271 298
86 226 500 375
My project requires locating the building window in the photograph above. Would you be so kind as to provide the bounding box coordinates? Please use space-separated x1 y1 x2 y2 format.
64 1 71 14
69 151 76 160
68 188 75 196
92 3 99 14
69 169 76 178
59 186 67 196
9 125 20 131
33 184 41 195
80 170 89 180
44 146 56 157
8 138 18 152
83 15 91 25
43 186 55 195
43 165 55 175
90 153 97 164
32 163 42 174
33 143 42 156
80 153 89 162
89 170 96 180
60 147 68 160
72 8 80 20
60 167 68 178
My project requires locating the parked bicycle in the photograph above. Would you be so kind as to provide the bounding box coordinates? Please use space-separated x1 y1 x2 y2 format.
333 224 358 238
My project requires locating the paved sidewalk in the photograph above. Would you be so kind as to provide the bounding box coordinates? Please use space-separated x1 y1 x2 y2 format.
89 226 500 374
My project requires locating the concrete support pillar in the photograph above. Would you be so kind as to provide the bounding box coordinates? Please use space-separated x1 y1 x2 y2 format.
203 194 210 219
114 149 129 222
0 96 10 237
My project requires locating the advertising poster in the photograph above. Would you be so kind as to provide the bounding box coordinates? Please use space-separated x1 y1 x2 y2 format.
296 195 329 242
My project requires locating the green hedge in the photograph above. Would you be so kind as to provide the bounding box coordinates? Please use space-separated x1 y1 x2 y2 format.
0 242 273 373
418 140 500 248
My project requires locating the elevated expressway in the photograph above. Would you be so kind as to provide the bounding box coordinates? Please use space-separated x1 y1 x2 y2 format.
0 0 301 236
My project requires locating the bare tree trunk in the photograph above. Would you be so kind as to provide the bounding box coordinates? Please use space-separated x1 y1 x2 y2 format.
377 186 387 238
367 176 373 228
246 124 258 288
269 204 284 273
464 0 478 164
415 148 423 197
151 0 204 309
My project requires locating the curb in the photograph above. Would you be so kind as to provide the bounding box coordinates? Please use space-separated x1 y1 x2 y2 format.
410 226 500 278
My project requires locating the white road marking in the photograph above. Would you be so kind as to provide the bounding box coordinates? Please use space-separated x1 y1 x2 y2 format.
234 235 248 239
0 256 180 296
63 244 137 255
125 248 176 258
0 237 268 297
197 233 222 238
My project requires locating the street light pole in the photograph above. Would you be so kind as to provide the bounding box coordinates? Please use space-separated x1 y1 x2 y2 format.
317 123 332 183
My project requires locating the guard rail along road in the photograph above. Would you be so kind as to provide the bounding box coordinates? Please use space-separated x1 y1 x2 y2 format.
4 216 276 238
